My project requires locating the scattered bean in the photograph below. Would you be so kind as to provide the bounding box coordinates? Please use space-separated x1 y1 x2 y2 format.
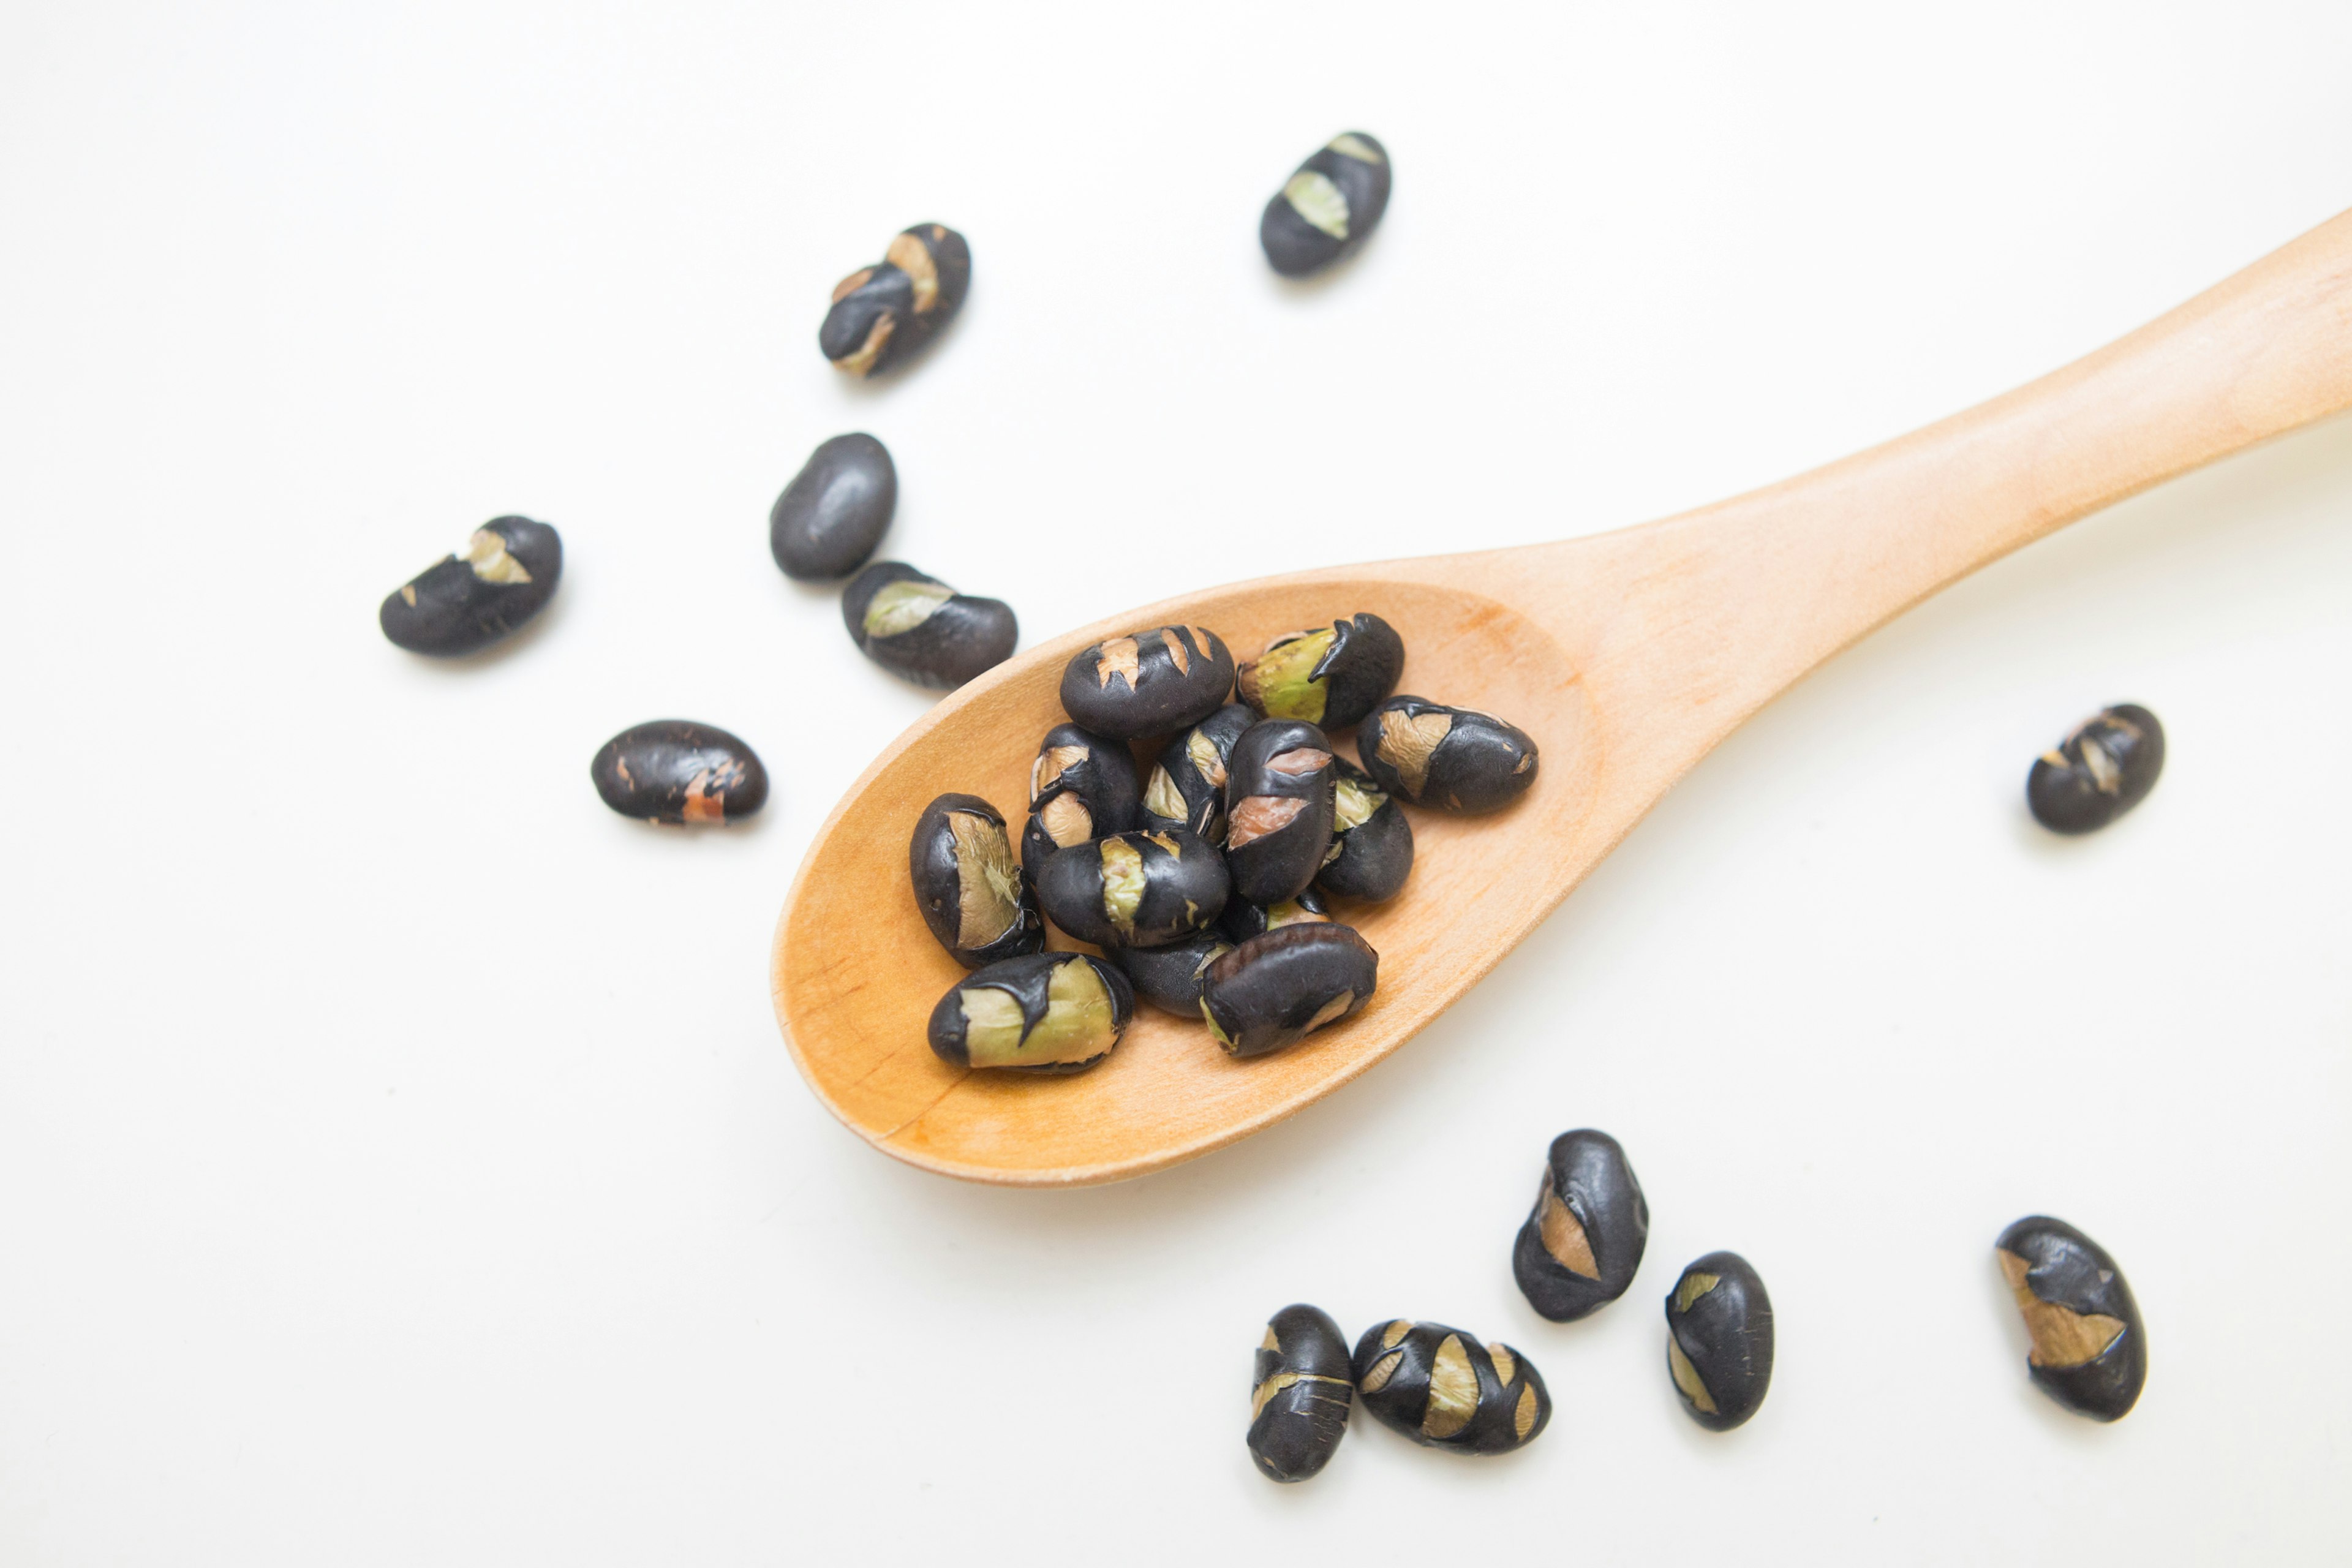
1314 757 1413 902
1236 613 1404 729
1358 696 1538 813
842 561 1017 688
1512 1129 1648 1323
1665 1252 1773 1431
1250 1305 1355 1482
1219 886 1330 943
1996 1216 2146 1421
1109 930 1233 1017
1140 703 1255 845
1035 829 1229 949
1058 625 1235 739
820 222 971 378
590 720 767 825
1199 923 1376 1058
1223 719 1337 905
1260 133 1392 279
2027 704 2164 835
380 516 562 657
769 433 895 581
925 952 1132 1074
1350 1318 1549 1455
1021 722 1142 871
909 794 1046 969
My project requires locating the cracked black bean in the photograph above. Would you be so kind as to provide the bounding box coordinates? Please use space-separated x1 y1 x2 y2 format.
1358 696 1538 813
1250 1305 1355 1483
1199 923 1375 1058
769 433 895 581
1035 829 1229 949
1058 625 1235 739
842 562 1017 688
1236 613 1405 730
1314 757 1413 903
1223 719 1337 905
925 951 1132 1074
590 720 767 825
1260 133 1392 279
1219 886 1330 944
379 516 562 656
1140 704 1255 845
1109 930 1233 1017
909 794 1046 970
1665 1252 1773 1431
1513 1129 1648 1322
820 223 971 378
1020 723 1141 874
1350 1319 1548 1456
1996 1216 2146 1422
2026 704 2164 834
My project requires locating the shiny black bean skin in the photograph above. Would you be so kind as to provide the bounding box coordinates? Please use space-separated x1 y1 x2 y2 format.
1058 626 1235 739
842 562 1017 688
820 223 971 378
1236 613 1406 731
1261 133 1392 279
1140 704 1255 844
1665 1252 1773 1431
590 720 767 825
1357 696 1538 813
1996 1216 2146 1422
1349 1319 1549 1456
1218 886 1330 943
909 794 1046 970
2026 704 2165 834
1250 1305 1355 1483
1199 923 1375 1058
1513 1129 1649 1323
925 952 1133 1074
380 516 562 656
1109 930 1233 1017
1020 723 1142 875
1223 720 1337 905
770 433 895 581
1035 829 1229 949
1314 757 1413 903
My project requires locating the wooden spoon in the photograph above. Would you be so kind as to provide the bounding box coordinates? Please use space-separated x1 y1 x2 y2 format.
774 209 2352 1187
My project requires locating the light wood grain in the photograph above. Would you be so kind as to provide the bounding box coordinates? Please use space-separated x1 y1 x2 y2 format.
774 208 2352 1186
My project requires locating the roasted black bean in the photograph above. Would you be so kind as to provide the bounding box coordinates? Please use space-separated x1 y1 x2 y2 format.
925 952 1132 1074
1250 1305 1355 1483
380 516 562 656
909 794 1046 969
1996 1216 2146 1422
1035 829 1229 949
769 433 895 581
1223 720 1337 905
1261 133 1392 279
842 562 1017 688
590 720 767 825
1236 614 1404 730
1020 723 1142 873
1219 886 1330 943
1140 704 1255 845
1314 758 1413 903
820 223 971 378
1513 1129 1648 1323
1358 696 1538 813
1109 930 1233 1017
1665 1252 1773 1431
1058 626 1235 739
1350 1319 1548 1456
2026 704 2165 835
1200 923 1375 1058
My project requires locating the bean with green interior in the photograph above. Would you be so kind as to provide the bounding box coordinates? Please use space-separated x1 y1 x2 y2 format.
1358 696 1538 813
1035 829 1229 949
1250 1305 1355 1483
1199 923 1375 1058
1140 704 1254 845
1223 719 1336 905
1513 1129 1648 1322
820 222 971 379
1059 626 1235 739
1022 723 1141 873
842 562 1016 688
1219 886 1330 943
2027 704 2164 834
1350 1319 1549 1455
1261 133 1392 279
1996 1216 2146 1422
1109 930 1232 1017
924 951 1132 1074
909 794 1045 970
1236 613 1404 730
1665 1252 1773 1431
769 432 895 581
1314 758 1413 903
380 516 562 656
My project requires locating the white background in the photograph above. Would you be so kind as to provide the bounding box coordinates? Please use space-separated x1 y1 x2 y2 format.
3 1 2349 1561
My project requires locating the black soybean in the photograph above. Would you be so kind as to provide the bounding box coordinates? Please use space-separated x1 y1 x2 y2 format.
770 433 895 581
1250 1305 1355 1483
380 516 562 656
2026 704 2165 835
1359 696 1538 813
925 952 1132 1074
1200 924 1376 1058
820 223 971 378
1996 1216 2146 1422
909 794 1046 970
1140 704 1255 845
842 562 1017 688
1237 613 1405 730
1110 930 1233 1017
1350 1319 1549 1456
590 720 768 825
1021 723 1141 873
1261 133 1392 279
1219 886 1330 944
1512 1129 1649 1323
1224 720 1337 905
1665 1252 1773 1431
1035 829 1229 949
1058 625 1235 739
1315 758 1414 903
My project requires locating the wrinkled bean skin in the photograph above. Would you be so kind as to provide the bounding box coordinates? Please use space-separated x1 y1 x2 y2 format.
1058 626 1235 739
909 794 1046 970
925 952 1133 1074
1250 1305 1355 1483
1358 696 1538 814
1109 930 1232 1017
1219 886 1330 943
1665 1252 1773 1431
1349 1319 1549 1456
1237 613 1405 730
1035 829 1229 949
590 720 768 824
842 562 1017 688
1199 923 1376 1058
2026 705 2165 835
1140 704 1255 845
770 434 895 581
1513 1129 1649 1322
1315 758 1413 903
380 516 562 656
1223 720 1337 905
820 223 971 378
1996 1216 2146 1422
1261 133 1392 279
1020 723 1142 875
